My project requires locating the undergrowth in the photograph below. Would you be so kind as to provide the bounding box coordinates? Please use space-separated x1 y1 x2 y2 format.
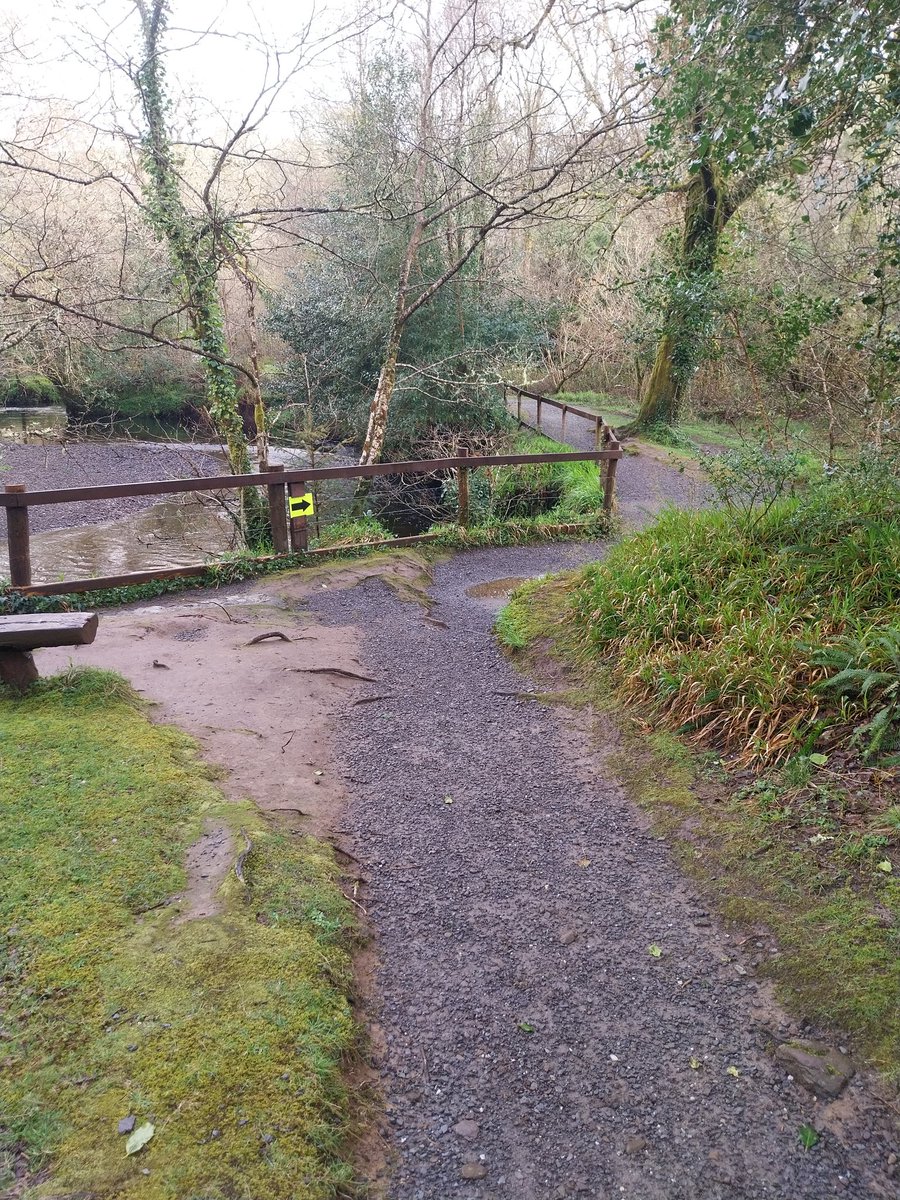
569 460 900 764
0 668 357 1198
489 432 607 520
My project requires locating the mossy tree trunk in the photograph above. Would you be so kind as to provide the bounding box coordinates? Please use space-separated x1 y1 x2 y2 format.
135 1 266 541
630 159 735 433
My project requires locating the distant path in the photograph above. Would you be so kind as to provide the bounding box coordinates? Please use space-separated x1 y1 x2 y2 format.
508 391 706 528
312 540 896 1199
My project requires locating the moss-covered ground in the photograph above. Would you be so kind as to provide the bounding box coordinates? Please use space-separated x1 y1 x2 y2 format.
497 575 900 1081
0 668 358 1198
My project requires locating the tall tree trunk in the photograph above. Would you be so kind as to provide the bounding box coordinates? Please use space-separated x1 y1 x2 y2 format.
360 323 402 466
629 160 731 433
135 1 266 541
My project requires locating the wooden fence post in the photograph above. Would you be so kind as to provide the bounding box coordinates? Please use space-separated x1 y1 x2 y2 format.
266 464 289 554
594 417 602 450
289 481 310 553
457 446 470 529
603 441 621 514
561 404 568 442
4 484 31 587
536 396 542 429
516 388 522 424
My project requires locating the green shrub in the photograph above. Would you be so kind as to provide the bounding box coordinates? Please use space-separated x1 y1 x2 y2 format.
0 373 60 405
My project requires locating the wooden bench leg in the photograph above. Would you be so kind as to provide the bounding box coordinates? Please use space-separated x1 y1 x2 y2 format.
0 649 39 691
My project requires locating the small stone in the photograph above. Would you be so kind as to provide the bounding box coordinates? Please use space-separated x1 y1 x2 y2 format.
453 1119 480 1140
210 1129 221 1140
126 1044 138 1052
460 1163 487 1180
775 1040 855 1099
261 1133 274 1145
117 1116 136 1135
559 928 579 946
624 1135 648 1155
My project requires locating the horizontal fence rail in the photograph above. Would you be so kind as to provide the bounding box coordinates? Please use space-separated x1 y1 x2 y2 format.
0 451 619 508
505 384 616 449
2 445 622 595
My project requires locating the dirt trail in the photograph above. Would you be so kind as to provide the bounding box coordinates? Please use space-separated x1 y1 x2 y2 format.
309 541 897 1200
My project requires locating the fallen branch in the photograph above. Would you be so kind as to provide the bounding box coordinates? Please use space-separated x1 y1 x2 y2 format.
289 667 377 682
352 694 395 706
246 631 291 645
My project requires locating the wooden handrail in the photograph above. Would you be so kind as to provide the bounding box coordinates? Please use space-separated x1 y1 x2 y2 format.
2 445 623 592
505 385 611 428
0 449 620 509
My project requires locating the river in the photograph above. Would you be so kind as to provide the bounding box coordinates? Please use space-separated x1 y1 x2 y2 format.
0 405 356 585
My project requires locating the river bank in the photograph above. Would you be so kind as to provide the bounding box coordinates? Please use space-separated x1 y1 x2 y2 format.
0 441 225 537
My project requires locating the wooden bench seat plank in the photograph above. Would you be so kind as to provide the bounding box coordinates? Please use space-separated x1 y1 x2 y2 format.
0 612 99 650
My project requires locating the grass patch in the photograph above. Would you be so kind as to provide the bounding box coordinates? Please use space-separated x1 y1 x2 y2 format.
311 515 392 550
553 390 842 458
497 576 900 1077
568 464 900 765
0 668 358 1198
489 431 606 520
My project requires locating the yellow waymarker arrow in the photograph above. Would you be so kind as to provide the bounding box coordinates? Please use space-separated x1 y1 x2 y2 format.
289 492 315 518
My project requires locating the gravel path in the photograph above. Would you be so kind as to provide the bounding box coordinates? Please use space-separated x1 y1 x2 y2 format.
0 441 223 536
509 393 707 526
309 539 896 1200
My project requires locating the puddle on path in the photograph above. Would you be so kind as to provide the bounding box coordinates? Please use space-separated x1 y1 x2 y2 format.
464 576 528 609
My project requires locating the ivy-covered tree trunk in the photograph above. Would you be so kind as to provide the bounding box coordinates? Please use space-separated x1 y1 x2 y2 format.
630 160 732 432
360 323 402 466
135 1 266 540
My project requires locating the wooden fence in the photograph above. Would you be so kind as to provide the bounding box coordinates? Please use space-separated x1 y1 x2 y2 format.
1 445 622 595
505 384 616 448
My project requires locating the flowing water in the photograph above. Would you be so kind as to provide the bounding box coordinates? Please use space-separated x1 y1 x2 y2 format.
0 405 69 442
0 496 239 584
0 405 357 584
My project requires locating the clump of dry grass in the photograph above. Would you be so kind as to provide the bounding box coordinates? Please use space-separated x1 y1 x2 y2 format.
568 463 900 766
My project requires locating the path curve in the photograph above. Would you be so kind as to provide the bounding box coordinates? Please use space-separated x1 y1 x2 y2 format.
310 540 896 1200
507 393 706 527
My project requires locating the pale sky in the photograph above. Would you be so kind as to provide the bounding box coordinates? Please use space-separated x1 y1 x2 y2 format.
3 0 368 140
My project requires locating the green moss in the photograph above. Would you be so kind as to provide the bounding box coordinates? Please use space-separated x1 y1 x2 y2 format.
499 576 900 1079
0 669 357 1197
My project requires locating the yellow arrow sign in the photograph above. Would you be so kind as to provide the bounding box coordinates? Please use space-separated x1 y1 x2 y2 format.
289 492 315 518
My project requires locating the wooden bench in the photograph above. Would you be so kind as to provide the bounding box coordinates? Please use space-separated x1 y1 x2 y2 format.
0 613 99 690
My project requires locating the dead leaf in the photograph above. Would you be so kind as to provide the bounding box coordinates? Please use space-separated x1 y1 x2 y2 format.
125 1122 155 1156
648 944 662 958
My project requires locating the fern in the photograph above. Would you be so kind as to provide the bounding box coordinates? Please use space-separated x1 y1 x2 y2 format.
815 629 900 758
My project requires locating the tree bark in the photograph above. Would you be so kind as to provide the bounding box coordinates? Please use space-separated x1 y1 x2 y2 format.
360 323 402 466
629 159 733 433
136 0 266 541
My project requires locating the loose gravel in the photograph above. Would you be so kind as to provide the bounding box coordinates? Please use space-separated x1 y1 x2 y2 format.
309 537 897 1200
0 441 223 536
